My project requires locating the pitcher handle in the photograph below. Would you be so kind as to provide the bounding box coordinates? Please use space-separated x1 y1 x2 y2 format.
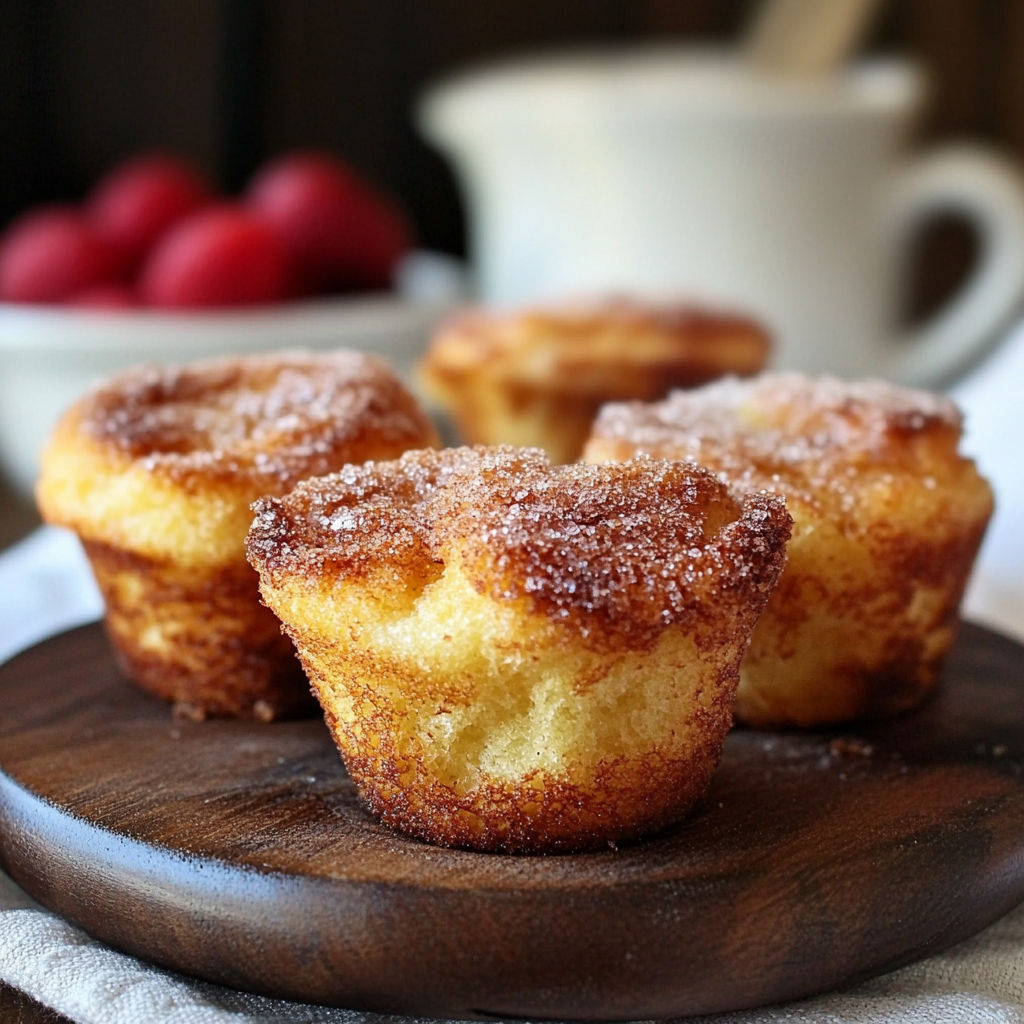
886 145 1024 387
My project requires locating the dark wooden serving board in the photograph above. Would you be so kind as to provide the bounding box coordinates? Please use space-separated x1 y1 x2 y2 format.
0 623 1022 1020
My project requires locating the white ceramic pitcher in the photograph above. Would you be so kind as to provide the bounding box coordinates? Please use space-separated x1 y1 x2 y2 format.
420 48 1024 386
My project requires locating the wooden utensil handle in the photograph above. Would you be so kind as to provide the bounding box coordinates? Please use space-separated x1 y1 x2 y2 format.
746 0 887 76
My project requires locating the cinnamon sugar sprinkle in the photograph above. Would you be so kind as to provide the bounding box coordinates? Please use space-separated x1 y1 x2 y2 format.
248 446 792 640
79 351 434 487
591 374 962 507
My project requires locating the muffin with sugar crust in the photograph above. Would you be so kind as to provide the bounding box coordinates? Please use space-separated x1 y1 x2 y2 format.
584 373 994 728
36 351 439 721
247 446 791 853
418 301 770 464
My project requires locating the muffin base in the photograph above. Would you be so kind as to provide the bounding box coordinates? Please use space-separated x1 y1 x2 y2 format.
274 564 748 854
84 540 313 721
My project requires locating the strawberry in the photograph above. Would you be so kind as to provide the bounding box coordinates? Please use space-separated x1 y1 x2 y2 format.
88 154 212 276
0 206 118 304
139 205 289 309
69 283 140 309
245 152 412 293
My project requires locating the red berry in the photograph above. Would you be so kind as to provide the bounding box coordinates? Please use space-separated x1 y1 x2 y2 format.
69 283 140 309
246 152 412 292
88 154 212 275
139 205 289 309
0 206 117 304
346 196 415 291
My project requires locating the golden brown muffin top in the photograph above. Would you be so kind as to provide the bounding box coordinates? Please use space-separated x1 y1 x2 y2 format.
74 351 438 491
420 301 770 391
247 445 791 644
588 373 967 512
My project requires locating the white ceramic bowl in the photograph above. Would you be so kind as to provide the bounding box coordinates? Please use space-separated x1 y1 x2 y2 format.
0 295 450 496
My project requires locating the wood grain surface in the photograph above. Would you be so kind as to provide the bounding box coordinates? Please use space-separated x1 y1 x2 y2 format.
0 621 1021 1020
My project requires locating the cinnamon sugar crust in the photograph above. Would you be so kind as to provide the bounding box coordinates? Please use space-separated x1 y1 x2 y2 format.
588 374 963 515
37 351 439 720
78 350 437 492
248 446 792 852
418 301 770 464
39 351 440 569
249 446 790 647
585 374 994 727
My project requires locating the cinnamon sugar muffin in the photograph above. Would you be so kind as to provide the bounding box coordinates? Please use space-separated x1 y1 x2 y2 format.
418 301 770 464
584 374 994 728
247 446 791 852
36 351 439 720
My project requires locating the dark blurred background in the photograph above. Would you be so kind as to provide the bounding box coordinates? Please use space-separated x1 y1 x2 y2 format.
2 0 1022 316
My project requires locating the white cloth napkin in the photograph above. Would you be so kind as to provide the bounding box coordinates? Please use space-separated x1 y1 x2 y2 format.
2 318 1024 1023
